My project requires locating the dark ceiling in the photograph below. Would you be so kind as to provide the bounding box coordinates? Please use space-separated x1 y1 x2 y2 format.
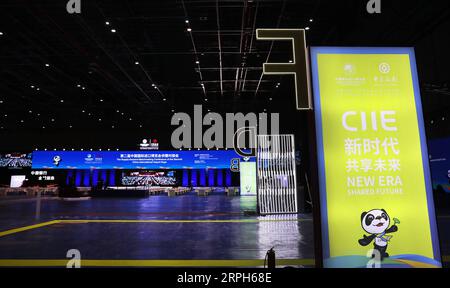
0 0 449 151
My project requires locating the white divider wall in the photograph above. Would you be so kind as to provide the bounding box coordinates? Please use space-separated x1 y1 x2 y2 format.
257 135 298 214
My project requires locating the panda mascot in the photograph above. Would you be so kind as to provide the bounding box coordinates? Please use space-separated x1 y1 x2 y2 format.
358 209 399 260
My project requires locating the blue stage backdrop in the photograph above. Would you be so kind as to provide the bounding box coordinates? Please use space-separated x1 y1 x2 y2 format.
32 150 254 170
429 137 450 193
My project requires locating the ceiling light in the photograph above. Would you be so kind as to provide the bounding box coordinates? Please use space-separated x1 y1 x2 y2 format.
60 99 64 103
135 61 139 65
100 99 104 102
36 88 40 91
77 84 81 87
305 27 310 30
28 110 32 113
105 21 110 25
31 85 35 88
111 29 117 33
0 32 3 36
45 63 50 67
205 98 208 101
195 60 200 64
163 98 166 101
309 18 314 22
289 60 293 63
185 20 189 24
187 28 192 32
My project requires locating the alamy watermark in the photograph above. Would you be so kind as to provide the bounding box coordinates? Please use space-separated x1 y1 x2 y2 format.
66 249 81 268
170 105 279 152
66 0 81 14
367 0 381 14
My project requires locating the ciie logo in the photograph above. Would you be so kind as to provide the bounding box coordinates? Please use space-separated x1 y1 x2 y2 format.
66 249 81 268
53 155 62 167
379 62 391 74
366 0 381 14
343 64 356 76
140 138 159 150
66 0 81 14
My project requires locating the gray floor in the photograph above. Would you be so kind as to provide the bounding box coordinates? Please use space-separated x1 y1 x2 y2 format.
0 196 314 264
1 196 449 267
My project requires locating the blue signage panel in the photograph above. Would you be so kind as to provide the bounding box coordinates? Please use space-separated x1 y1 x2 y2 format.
32 150 252 169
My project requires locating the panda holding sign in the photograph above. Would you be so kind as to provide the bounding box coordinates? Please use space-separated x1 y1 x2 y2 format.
358 209 400 261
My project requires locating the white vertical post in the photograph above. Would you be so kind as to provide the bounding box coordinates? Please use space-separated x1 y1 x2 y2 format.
257 134 298 214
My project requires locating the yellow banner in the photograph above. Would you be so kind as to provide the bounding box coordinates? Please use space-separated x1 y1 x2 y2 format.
311 47 441 268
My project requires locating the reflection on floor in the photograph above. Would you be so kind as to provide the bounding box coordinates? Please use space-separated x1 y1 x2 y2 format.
1 196 449 267
0 196 314 267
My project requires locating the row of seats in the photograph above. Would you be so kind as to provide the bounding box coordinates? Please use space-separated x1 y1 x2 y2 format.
167 187 190 197
0 187 59 197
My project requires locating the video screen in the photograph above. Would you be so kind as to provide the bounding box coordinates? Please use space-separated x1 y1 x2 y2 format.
121 170 177 186
0 153 32 168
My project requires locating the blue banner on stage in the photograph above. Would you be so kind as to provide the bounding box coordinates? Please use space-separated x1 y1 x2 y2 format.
32 150 253 170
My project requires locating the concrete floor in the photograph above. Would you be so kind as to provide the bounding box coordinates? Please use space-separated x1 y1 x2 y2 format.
1 195 449 267
0 195 314 267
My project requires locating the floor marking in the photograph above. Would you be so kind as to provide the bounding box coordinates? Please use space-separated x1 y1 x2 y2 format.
0 259 315 267
58 219 310 224
0 220 60 238
0 218 310 237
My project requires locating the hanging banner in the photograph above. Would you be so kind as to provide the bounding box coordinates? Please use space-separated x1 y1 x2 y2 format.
311 47 441 268
31 150 254 170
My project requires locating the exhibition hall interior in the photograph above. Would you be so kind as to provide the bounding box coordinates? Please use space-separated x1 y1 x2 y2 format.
0 0 450 269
